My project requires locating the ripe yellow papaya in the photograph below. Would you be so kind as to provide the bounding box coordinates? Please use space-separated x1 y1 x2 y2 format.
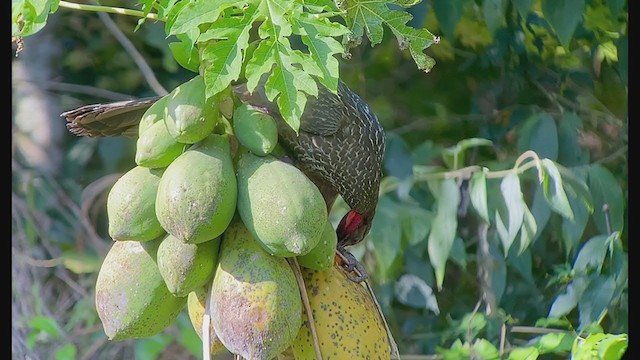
107 166 165 241
155 134 237 244
164 75 217 144
157 234 220 297
95 238 187 340
232 104 278 156
291 265 391 360
209 220 302 360
236 153 327 257
186 287 226 355
296 220 337 271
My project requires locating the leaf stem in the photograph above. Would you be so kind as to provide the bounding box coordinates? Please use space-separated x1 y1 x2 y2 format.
58 1 161 21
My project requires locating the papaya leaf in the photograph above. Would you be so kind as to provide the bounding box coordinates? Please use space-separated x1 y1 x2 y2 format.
342 0 438 72
427 178 460 290
169 0 242 37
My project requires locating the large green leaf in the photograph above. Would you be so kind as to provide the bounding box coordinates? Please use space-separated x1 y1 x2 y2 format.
573 233 616 274
432 0 465 40
541 159 574 220
548 276 587 318
482 0 506 35
517 112 558 161
470 170 489 223
588 164 624 235
578 275 616 330
557 112 589 167
427 178 460 290
369 197 403 281
496 173 525 255
343 0 438 72
541 0 586 49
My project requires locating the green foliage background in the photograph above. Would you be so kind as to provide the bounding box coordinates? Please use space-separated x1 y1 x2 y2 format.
12 0 627 359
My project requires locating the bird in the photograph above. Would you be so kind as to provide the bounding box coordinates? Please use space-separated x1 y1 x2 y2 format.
61 80 386 282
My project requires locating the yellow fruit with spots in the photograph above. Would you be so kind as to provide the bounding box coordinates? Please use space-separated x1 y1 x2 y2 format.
186 287 226 355
291 265 391 360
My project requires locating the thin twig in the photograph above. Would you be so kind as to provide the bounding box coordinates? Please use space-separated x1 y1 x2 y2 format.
499 323 507 356
509 326 566 334
59 1 160 21
287 258 323 360
96 11 168 96
12 79 137 101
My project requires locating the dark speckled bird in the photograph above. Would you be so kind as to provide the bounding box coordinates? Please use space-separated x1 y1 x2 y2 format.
62 80 385 281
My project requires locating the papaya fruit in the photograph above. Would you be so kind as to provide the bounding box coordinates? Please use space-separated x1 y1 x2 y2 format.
155 134 237 244
209 220 302 360
233 104 278 156
95 238 187 340
107 166 165 241
135 118 185 168
186 287 226 355
164 75 217 144
157 234 220 297
138 95 169 134
291 265 391 360
296 220 337 271
236 153 327 257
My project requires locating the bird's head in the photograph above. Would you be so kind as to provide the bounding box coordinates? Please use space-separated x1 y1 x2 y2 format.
336 209 374 247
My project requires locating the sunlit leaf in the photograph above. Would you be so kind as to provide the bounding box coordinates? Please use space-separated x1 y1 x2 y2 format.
541 159 574 220
598 333 628 360
508 346 539 360
497 173 524 255
470 170 490 223
427 178 460 290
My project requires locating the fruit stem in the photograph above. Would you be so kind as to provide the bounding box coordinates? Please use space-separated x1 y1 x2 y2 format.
287 257 323 360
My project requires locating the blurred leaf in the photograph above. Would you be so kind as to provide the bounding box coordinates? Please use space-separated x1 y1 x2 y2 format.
472 338 500 359
55 343 77 360
427 178 460 290
556 164 593 212
517 112 558 161
449 236 467 269
557 112 588 167
399 204 433 246
405 249 435 287
175 312 202 357
541 0 586 49
541 159 573 220
534 317 572 329
432 0 465 40
588 164 624 235
518 205 537 254
496 173 524 255
562 190 590 258
508 346 539 360
370 197 403 281
482 0 506 35
29 316 61 339
507 248 533 283
530 183 551 243
488 237 507 305
536 332 574 354
598 333 628 360
470 170 490 223
578 274 615 330
548 276 587 318
616 36 628 84
573 233 616 274
134 334 173 360
512 0 533 18
395 274 440 314
384 133 414 180
61 251 101 274
606 0 626 19
455 313 487 338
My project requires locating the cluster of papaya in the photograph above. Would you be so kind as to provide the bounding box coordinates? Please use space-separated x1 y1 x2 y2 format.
95 75 391 359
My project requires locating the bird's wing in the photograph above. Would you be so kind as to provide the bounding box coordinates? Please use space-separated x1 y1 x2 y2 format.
298 86 347 136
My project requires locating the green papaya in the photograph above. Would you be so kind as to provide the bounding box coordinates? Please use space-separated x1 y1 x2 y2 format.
209 220 302 360
164 75 217 144
233 104 278 156
296 220 337 271
236 153 327 257
138 95 169 134
135 118 185 168
155 134 237 244
107 166 165 241
95 238 187 340
157 234 220 297
187 287 226 355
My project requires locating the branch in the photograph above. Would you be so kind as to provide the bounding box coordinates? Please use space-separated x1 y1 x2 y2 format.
59 1 160 21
